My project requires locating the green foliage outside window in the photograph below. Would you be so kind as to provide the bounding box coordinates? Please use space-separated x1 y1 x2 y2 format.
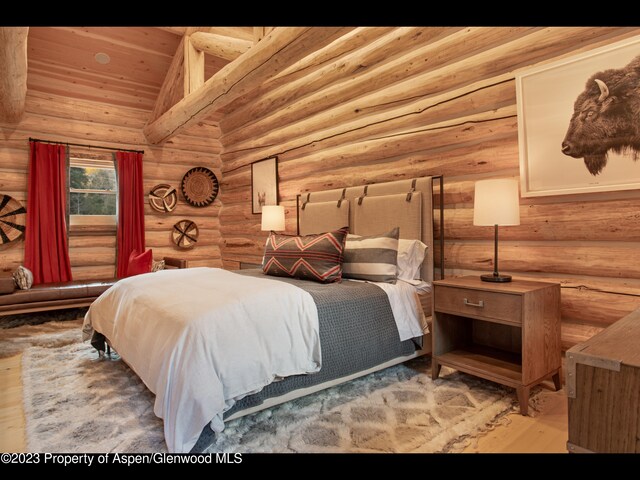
69 166 117 216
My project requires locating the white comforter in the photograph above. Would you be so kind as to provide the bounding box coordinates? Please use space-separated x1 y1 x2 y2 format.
83 268 321 453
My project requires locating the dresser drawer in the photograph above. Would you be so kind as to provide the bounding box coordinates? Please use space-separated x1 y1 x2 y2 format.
435 286 522 325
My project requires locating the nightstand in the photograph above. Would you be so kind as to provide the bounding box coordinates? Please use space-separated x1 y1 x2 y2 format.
431 276 561 415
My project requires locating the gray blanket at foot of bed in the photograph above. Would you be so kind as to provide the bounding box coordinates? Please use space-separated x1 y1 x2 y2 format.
190 269 418 452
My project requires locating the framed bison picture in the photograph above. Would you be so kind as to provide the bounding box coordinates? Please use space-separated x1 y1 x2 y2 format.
517 35 640 197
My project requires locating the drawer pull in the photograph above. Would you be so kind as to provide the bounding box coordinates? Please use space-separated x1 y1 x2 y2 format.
463 298 484 308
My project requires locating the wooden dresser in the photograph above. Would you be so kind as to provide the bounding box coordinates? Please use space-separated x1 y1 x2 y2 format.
566 308 640 453
431 276 562 415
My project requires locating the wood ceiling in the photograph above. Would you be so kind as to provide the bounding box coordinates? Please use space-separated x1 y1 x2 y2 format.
25 27 251 112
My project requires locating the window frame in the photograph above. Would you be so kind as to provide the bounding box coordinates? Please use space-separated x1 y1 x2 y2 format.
68 157 118 229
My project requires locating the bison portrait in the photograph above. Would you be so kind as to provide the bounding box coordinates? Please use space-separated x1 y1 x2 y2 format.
561 54 640 176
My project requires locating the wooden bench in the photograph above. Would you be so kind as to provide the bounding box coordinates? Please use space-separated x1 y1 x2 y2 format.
0 257 187 317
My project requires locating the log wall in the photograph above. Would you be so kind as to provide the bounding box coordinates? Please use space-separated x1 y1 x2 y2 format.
0 90 222 280
217 26 640 349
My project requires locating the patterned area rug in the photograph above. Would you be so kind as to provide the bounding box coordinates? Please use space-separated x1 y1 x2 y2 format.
206 358 517 453
0 307 88 329
0 318 84 359
20 333 522 453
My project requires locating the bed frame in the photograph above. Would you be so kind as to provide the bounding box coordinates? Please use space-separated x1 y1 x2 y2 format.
226 176 444 422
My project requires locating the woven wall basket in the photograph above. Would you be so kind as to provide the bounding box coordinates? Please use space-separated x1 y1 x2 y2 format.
172 219 199 249
181 167 219 207
0 194 26 244
149 184 178 213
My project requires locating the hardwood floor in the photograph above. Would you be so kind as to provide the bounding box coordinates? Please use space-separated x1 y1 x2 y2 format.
0 351 568 453
0 353 26 452
463 388 568 453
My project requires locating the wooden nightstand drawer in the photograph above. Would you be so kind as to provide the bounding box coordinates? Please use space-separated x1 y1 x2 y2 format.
435 285 522 326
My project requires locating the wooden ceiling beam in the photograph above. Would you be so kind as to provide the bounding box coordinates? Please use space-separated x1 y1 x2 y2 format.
149 28 214 121
149 37 185 123
157 26 254 42
144 27 351 144
253 27 266 43
209 27 253 42
184 35 205 95
185 27 209 36
253 27 275 44
190 32 252 61
0 27 28 123
158 27 187 36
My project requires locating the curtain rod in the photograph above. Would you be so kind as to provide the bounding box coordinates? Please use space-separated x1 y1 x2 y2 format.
29 137 144 154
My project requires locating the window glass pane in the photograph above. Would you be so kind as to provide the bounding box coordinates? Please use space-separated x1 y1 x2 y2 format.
70 166 116 191
70 192 117 216
69 165 117 217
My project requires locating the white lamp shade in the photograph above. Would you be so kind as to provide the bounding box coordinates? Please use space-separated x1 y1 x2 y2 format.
261 205 285 231
473 179 520 226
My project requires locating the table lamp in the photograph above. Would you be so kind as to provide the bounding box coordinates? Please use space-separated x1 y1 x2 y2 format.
261 205 285 231
473 178 520 282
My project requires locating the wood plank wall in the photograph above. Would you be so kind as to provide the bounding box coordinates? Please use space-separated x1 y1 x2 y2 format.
0 90 222 280
217 27 640 349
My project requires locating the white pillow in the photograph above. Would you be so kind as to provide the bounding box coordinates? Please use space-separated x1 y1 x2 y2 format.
397 239 428 281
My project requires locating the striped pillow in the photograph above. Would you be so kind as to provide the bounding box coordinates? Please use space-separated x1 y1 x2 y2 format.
343 227 399 283
262 227 349 284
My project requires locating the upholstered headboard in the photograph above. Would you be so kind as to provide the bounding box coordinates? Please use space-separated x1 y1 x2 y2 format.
296 176 443 283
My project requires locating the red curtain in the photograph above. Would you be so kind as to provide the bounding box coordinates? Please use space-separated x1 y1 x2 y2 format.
24 141 73 285
115 151 145 278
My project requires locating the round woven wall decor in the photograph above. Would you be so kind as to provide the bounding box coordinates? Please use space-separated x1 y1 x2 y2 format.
0 194 26 244
149 184 178 213
181 167 219 207
172 219 199 249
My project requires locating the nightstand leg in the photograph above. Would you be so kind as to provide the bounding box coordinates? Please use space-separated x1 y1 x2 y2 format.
516 386 530 416
431 359 442 380
552 371 562 391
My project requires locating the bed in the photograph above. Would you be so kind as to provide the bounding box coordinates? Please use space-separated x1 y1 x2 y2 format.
82 176 444 453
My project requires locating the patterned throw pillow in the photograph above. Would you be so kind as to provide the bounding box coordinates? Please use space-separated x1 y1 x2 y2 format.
13 265 34 290
343 227 400 283
262 227 349 284
151 259 165 272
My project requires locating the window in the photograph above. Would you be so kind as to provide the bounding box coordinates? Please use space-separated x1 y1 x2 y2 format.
69 158 117 227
